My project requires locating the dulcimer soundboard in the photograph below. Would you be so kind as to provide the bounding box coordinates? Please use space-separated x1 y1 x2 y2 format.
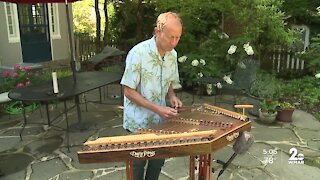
78 103 251 164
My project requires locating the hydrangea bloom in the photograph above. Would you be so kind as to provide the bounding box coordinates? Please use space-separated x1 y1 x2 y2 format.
243 42 254 55
178 55 187 63
216 82 222 89
228 45 237 55
223 74 233 84
200 59 206 66
191 59 199 66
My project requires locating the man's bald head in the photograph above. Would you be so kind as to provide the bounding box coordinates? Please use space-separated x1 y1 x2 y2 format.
156 12 182 32
154 12 183 57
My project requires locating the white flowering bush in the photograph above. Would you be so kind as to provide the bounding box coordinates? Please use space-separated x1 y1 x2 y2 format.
205 42 256 87
178 55 210 87
226 42 254 70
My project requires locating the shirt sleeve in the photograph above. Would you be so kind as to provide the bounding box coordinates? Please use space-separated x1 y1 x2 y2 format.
120 50 141 89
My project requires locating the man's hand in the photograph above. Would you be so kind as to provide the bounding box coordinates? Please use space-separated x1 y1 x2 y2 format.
169 95 183 109
167 83 183 109
124 86 179 119
123 85 182 120
158 106 178 120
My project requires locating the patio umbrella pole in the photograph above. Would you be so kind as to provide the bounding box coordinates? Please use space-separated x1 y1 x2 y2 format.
65 0 77 83
64 0 83 128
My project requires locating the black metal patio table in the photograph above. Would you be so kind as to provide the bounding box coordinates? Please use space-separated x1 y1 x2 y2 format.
8 71 122 151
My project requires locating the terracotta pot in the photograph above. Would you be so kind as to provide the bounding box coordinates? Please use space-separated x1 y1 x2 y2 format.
258 109 277 124
276 108 295 122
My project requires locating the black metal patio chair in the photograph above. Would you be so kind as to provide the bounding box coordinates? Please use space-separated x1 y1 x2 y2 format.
199 59 260 107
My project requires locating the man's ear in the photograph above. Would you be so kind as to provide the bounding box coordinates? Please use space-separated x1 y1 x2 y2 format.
154 27 160 36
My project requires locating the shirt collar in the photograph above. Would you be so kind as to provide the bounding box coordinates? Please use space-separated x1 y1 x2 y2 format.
150 36 174 61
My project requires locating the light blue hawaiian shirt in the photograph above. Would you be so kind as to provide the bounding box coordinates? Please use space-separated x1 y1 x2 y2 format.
120 36 180 132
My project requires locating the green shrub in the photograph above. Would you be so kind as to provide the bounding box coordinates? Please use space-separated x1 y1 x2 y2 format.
249 71 281 99
301 34 320 75
41 69 72 81
279 76 320 108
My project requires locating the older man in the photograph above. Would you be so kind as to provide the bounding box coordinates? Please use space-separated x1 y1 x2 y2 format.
120 12 183 180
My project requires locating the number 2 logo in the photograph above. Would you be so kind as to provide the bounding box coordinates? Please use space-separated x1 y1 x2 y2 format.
289 147 304 161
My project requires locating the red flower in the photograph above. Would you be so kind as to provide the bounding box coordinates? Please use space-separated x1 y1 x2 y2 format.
14 64 21 70
25 81 31 86
24 66 32 71
16 83 24 88
266 99 273 105
12 72 19 77
2 70 10 77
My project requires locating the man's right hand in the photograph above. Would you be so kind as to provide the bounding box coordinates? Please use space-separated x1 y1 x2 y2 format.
157 106 178 120
123 86 178 120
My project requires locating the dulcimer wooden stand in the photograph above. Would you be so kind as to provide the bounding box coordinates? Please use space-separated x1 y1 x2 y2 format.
78 103 252 180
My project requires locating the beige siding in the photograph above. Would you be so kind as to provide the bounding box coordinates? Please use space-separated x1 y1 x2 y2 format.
0 3 73 67
0 2 23 67
50 4 73 61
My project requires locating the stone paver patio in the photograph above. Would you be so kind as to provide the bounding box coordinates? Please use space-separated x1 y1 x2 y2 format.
0 85 320 180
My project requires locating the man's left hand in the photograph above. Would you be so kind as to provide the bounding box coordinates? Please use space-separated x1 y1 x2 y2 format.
169 95 183 109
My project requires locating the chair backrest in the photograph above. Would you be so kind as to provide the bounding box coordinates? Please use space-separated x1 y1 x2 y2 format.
232 59 260 91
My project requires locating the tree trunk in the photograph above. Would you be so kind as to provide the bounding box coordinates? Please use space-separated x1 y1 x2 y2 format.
95 0 101 52
103 0 109 46
135 0 144 41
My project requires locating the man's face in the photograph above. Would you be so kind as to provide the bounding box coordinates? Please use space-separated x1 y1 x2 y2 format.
156 21 182 52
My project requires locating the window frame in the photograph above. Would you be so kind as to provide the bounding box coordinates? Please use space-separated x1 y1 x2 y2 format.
4 2 20 43
48 3 61 39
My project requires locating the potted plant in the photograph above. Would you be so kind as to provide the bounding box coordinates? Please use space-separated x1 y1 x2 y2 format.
258 99 279 124
276 102 295 122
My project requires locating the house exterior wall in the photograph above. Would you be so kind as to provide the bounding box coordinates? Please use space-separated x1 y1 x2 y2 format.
0 3 73 68
50 4 72 61
0 3 23 68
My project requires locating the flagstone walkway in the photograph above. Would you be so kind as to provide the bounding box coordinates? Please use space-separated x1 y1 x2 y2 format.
0 85 319 180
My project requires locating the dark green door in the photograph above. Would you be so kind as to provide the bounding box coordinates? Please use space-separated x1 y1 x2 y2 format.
18 3 51 63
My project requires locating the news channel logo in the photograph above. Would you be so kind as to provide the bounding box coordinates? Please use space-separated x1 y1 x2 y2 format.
262 147 304 165
288 147 304 164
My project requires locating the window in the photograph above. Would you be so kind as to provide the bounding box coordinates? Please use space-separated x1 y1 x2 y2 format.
48 3 61 39
4 2 20 43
